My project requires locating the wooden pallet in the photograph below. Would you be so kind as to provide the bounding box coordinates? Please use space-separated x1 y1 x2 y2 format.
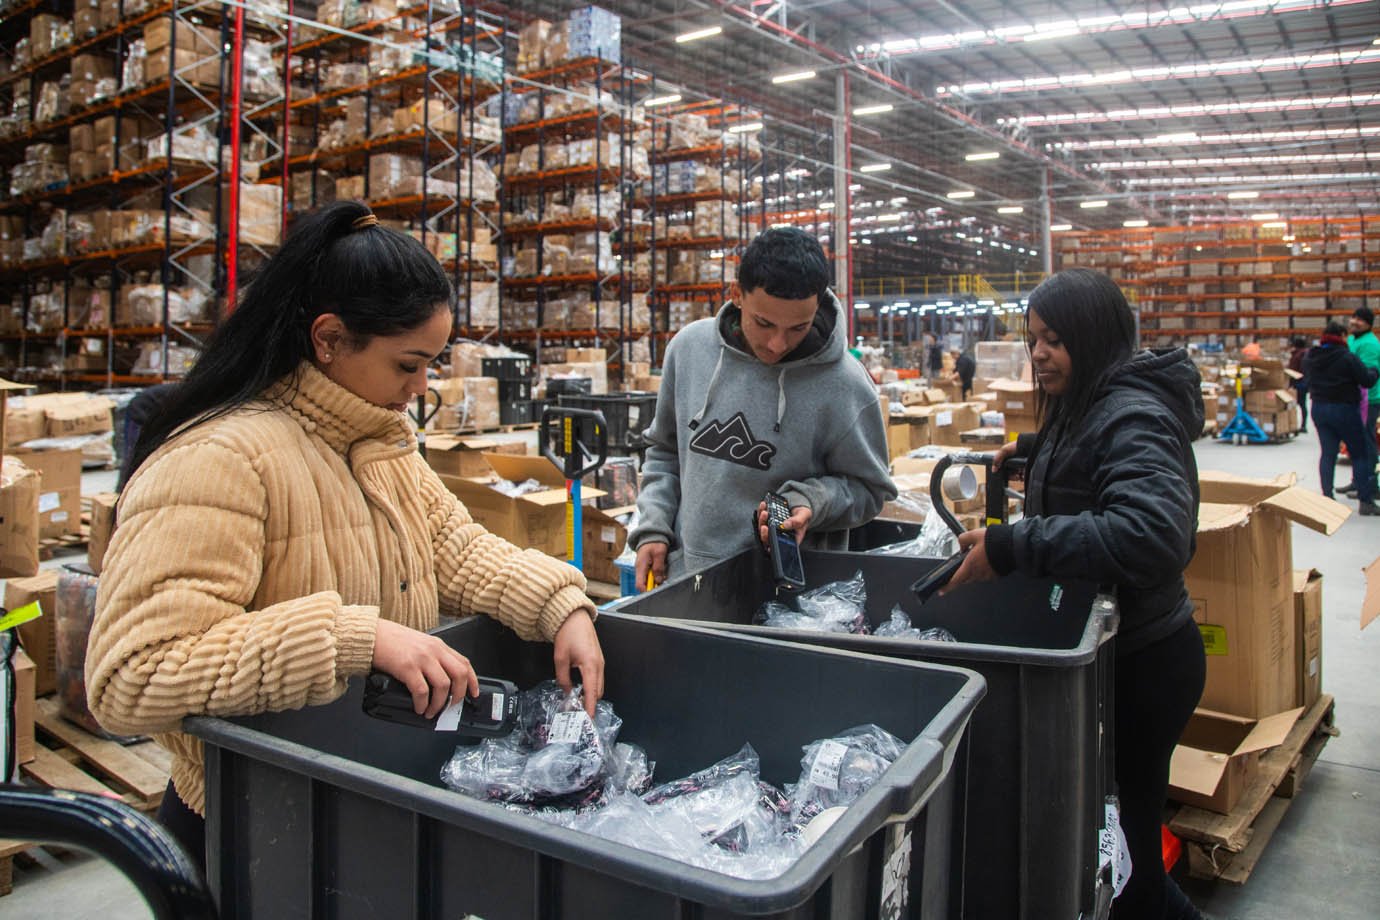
1171 694 1336 885
0 698 171 896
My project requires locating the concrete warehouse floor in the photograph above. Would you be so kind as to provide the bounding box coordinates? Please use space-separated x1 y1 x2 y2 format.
3 430 1379 919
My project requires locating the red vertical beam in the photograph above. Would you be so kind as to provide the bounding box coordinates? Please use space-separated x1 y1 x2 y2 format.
280 0 294 236
225 8 246 314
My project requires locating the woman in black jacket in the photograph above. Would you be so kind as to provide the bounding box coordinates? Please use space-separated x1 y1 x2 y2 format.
1303 320 1380 513
948 268 1206 920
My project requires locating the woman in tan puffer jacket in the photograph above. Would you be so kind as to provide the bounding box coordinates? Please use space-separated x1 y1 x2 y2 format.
87 201 605 865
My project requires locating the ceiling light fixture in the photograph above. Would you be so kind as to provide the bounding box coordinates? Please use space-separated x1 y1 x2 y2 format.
1050 223 1073 231
727 121 764 133
1250 212 1281 220
947 190 975 199
1004 92 1380 127
1124 219 1149 227
772 69 817 84
1227 190 1261 199
965 151 1000 161
853 103 894 116
676 25 723 43
860 163 891 173
643 94 682 107
1080 200 1109 209
997 206 1024 214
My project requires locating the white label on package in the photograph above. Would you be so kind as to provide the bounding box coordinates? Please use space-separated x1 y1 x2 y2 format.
879 830 912 920
1099 800 1133 897
435 699 465 732
808 739 849 790
1006 401 1025 410
548 710 588 745
935 411 953 427
38 492 60 513
51 511 68 523
490 692 505 721
600 526 616 543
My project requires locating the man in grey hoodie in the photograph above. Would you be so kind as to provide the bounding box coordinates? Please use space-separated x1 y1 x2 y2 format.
631 227 896 586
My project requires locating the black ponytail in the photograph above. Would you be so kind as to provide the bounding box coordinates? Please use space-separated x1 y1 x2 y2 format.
127 200 451 475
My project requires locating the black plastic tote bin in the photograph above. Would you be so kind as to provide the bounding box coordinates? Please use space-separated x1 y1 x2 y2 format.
847 518 924 552
557 392 657 452
188 612 984 919
614 549 1117 920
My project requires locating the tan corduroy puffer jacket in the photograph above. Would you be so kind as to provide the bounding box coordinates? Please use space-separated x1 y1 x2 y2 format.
87 362 594 814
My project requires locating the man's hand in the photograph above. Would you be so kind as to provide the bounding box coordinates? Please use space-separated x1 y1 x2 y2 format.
372 619 479 718
943 528 998 592
757 501 813 546
635 541 668 591
553 610 604 719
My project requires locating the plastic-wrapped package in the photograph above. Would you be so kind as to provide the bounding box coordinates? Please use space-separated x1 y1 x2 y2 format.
755 570 869 634
490 477 544 497
122 39 146 90
871 505 959 557
874 605 958 642
56 565 142 741
786 725 905 829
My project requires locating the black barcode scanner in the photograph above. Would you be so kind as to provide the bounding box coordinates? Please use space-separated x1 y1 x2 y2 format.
362 673 519 737
910 452 1026 602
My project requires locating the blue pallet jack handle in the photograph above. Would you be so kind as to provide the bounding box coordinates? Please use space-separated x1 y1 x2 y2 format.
541 407 609 571
1218 371 1270 444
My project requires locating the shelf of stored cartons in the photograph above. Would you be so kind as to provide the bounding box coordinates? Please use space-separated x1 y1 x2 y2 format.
639 99 762 370
488 6 646 394
265 0 504 341
1056 217 1378 346
0 0 289 388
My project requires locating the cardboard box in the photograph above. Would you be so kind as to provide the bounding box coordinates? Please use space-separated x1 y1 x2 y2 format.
581 504 635 584
929 404 980 447
989 379 1038 418
42 393 114 436
143 18 219 55
1188 472 1347 717
13 647 35 765
1169 706 1303 813
462 376 500 429
5 569 59 695
1 378 41 577
1244 388 1296 416
1244 358 1288 390
11 447 84 539
5 404 47 446
439 453 605 558
887 419 912 460
1293 569 1323 708
88 491 118 575
424 435 523 479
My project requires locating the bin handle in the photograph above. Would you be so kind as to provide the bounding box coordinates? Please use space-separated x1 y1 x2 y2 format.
0 786 216 919
878 737 948 824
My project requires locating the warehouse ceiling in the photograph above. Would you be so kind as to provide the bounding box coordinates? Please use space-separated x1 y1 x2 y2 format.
510 0 1380 277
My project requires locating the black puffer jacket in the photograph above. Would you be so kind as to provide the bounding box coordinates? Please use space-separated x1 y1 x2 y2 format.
985 349 1205 655
1303 341 1378 404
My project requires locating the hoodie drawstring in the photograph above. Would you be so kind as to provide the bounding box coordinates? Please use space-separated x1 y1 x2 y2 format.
689 347 727 430
775 368 787 432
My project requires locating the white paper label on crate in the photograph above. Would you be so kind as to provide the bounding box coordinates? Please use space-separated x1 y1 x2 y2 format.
808 739 849 791
490 692 506 722
38 492 60 513
548 710 589 745
1265 422 1276 433
51 511 68 524
600 526 616 543
879 830 912 920
1006 401 1025 411
935 411 953 427
435 699 465 732
1099 801 1132 897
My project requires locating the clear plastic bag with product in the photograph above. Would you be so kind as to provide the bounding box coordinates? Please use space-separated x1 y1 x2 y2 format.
786 724 906 830
874 605 957 642
754 570 869 634
490 477 545 497
871 505 959 558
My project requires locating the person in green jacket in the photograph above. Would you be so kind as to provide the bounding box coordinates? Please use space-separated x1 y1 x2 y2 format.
1342 306 1380 498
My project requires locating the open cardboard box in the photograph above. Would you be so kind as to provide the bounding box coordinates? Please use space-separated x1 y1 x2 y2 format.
1293 569 1323 707
1169 705 1303 814
439 453 604 558
1188 471 1347 718
424 434 525 479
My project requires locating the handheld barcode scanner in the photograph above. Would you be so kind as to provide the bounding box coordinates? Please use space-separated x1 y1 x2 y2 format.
362 673 519 737
910 451 1027 603
409 387 442 457
540 406 609 572
756 491 807 592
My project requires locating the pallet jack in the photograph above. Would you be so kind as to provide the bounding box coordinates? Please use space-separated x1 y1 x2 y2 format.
540 406 609 572
1217 367 1271 444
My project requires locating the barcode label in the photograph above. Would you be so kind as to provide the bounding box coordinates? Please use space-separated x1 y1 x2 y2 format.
935 411 953 427
435 700 465 732
490 692 505 721
808 739 849 790
1199 624 1228 656
548 710 587 745
38 492 60 513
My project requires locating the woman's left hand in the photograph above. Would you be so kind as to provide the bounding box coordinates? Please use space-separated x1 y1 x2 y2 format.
553 609 604 718
943 529 999 592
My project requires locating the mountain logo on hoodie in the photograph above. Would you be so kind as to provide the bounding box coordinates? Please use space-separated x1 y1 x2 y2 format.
689 412 777 470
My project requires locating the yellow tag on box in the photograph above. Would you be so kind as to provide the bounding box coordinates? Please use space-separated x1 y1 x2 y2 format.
1199 624 1228 656
0 600 42 632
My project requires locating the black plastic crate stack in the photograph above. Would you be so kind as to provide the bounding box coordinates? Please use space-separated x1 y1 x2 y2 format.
483 357 535 426
557 392 658 457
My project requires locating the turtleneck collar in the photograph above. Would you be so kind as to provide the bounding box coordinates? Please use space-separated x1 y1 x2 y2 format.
275 361 416 457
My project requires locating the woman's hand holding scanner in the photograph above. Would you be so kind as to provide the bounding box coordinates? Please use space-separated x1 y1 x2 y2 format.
943 529 998 592
372 619 479 718
553 610 604 719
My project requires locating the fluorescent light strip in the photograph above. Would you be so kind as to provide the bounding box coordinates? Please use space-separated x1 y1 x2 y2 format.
676 25 723 43
1080 200 1109 209
860 163 891 173
772 69 817 84
727 122 764 133
965 151 1000 161
1250 212 1281 220
1002 92 1380 127
1124 219 1150 227
1092 151 1380 170
997 206 1024 214
860 1 1360 57
1050 223 1073 231
954 46 1380 96
1048 124 1380 150
643 94 682 107
853 103 894 116
1125 171 1380 186
947 190 975 199
1227 190 1261 199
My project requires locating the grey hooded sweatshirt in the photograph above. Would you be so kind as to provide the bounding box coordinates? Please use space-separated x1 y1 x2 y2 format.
630 291 896 577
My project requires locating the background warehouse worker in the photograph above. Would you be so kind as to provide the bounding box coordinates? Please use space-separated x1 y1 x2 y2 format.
631 227 895 586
